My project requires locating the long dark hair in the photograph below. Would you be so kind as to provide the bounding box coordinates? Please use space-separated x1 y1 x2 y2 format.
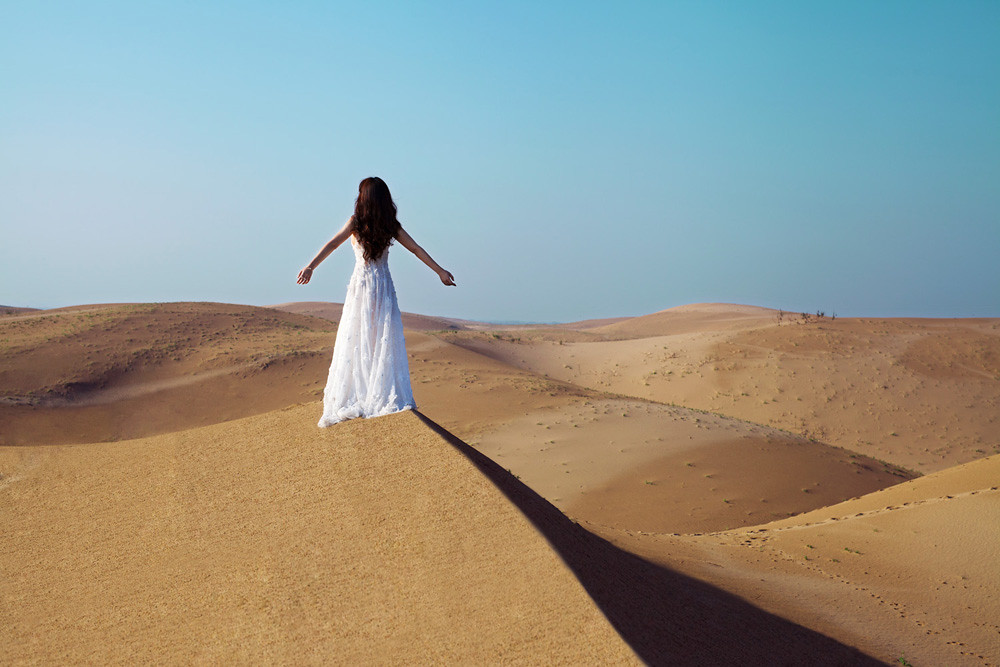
352 177 401 262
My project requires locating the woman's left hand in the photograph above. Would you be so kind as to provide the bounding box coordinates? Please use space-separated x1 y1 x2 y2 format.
296 267 313 285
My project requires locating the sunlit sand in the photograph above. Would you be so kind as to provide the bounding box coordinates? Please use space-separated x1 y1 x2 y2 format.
2 301 997 664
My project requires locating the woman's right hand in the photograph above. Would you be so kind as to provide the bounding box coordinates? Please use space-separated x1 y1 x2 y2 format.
296 267 314 285
438 269 456 287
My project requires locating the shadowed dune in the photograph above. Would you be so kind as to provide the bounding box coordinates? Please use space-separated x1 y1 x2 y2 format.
413 412 883 665
597 453 1000 666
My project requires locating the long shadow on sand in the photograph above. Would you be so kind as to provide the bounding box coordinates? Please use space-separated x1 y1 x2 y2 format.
413 411 883 666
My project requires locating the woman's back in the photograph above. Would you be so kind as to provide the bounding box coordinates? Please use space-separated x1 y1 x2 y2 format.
320 230 411 427
297 176 455 427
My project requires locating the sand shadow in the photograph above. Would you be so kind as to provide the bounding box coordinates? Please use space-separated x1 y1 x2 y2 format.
413 411 883 666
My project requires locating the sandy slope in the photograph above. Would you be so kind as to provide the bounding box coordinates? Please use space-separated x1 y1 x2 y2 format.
0 306 39 316
1 405 890 665
0 303 337 445
0 300 578 447
443 307 1000 475
0 406 636 664
592 302 780 338
0 301 928 536
3 300 996 664
589 453 1000 666
473 397 913 535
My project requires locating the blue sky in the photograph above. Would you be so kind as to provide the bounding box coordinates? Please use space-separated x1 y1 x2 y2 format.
2 1 998 321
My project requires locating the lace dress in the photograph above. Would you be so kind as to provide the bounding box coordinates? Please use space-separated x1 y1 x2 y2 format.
318 236 415 427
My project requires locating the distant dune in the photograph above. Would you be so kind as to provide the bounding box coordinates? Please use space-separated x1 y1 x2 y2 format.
0 305 39 316
268 301 465 331
442 304 1000 475
0 302 335 445
592 302 780 338
1 300 996 663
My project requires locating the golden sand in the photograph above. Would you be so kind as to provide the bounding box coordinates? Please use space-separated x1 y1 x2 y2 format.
2 301 998 664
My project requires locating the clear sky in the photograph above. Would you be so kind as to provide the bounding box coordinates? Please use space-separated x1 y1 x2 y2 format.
2 1 998 322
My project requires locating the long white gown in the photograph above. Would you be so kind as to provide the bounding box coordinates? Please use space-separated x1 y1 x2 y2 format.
318 236 415 427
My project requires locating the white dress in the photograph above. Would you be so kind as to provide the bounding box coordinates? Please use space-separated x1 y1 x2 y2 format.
318 236 416 427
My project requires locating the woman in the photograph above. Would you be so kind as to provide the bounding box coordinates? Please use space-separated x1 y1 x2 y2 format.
297 177 456 427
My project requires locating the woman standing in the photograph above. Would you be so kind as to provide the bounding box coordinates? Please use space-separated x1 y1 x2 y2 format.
297 177 456 426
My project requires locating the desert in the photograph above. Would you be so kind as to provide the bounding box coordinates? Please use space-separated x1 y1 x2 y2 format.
2 300 997 664
6 1 998 663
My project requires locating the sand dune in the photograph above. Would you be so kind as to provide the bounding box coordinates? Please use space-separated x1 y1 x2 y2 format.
1 404 888 664
0 302 337 445
592 302 780 338
269 301 464 331
590 453 1000 665
0 306 39 317
473 397 914 535
0 301 583 446
2 300 996 664
443 305 1000 475
0 406 636 663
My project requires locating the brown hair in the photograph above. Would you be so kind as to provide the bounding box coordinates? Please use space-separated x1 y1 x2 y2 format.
352 177 401 262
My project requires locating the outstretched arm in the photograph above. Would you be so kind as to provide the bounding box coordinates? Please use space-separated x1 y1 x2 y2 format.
395 226 456 286
297 218 354 285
